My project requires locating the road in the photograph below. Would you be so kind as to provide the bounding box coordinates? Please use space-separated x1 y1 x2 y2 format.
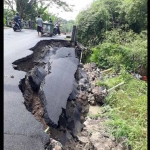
4 28 66 150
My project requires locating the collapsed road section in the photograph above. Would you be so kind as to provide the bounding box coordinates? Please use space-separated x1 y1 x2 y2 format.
12 39 90 149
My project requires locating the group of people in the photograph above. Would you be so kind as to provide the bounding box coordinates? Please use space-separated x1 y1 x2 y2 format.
13 13 61 36
36 15 61 36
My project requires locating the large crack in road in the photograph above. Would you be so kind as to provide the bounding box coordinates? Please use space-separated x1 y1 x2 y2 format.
12 39 90 149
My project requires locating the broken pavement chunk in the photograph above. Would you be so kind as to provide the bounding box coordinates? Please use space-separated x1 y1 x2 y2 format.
13 39 90 148
28 66 47 92
43 57 78 124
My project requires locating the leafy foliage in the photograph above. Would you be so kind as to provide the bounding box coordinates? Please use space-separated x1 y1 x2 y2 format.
58 19 75 33
76 0 147 46
89 29 147 74
16 0 37 19
4 8 14 18
120 0 147 33
4 0 72 20
33 2 50 21
76 1 147 150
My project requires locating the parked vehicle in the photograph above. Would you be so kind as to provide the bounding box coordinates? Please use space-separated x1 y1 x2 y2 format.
41 22 54 37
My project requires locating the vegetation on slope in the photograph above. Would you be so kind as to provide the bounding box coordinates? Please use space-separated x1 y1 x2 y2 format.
89 29 147 75
76 0 147 46
99 69 147 150
76 0 147 149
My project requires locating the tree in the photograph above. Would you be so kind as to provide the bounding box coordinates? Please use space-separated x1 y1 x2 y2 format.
52 17 75 33
4 0 72 20
16 0 37 19
120 0 147 33
76 0 147 46
76 0 114 46
4 0 16 13
4 8 14 18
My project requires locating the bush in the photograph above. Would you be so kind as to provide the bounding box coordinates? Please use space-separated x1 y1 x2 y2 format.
89 29 147 74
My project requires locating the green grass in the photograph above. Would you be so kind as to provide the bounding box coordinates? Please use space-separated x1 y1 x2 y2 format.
97 74 124 89
100 71 147 150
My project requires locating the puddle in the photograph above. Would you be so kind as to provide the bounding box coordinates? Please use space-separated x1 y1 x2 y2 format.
89 105 101 115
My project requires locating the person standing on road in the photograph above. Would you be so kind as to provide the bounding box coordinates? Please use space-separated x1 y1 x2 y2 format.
49 18 52 23
55 21 61 35
36 15 43 36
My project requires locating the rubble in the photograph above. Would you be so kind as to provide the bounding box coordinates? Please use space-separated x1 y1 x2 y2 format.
80 62 108 105
74 115 125 150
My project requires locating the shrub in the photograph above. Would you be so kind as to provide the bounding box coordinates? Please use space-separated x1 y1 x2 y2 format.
89 29 147 73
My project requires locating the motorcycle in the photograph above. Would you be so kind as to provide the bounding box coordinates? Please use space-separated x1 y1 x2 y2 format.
53 26 60 35
12 19 22 31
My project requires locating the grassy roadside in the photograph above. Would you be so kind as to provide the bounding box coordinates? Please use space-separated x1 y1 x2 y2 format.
98 69 147 150
86 28 147 149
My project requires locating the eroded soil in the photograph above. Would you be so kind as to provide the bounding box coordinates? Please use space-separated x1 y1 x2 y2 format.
13 40 126 150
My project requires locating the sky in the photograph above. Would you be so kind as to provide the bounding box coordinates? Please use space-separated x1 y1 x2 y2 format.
48 0 94 20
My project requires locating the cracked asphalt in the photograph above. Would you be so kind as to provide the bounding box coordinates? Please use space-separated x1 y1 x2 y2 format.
4 28 66 150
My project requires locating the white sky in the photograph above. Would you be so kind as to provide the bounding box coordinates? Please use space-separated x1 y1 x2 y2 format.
48 0 94 20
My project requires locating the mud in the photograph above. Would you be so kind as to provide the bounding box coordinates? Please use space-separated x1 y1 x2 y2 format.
13 39 89 149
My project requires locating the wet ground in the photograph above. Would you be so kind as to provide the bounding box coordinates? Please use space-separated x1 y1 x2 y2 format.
89 105 101 115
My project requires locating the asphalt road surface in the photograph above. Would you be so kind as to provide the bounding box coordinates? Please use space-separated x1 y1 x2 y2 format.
4 28 66 150
43 47 78 124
